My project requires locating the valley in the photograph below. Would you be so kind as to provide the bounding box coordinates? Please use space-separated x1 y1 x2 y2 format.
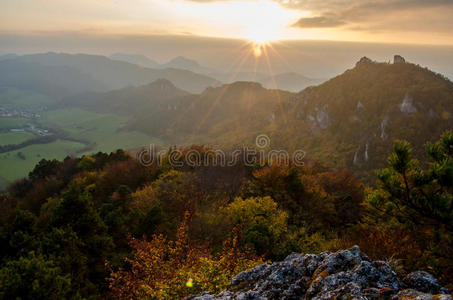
1 53 452 190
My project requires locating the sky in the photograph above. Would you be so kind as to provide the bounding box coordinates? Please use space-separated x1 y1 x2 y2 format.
1 0 453 45
1 0 453 80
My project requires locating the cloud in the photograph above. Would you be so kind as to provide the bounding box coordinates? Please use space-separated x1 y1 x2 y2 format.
282 0 453 33
292 16 345 28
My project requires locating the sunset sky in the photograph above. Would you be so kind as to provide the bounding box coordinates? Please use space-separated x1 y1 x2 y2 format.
2 0 453 45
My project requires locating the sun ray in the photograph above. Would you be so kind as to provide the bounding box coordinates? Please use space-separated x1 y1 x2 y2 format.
261 43 288 125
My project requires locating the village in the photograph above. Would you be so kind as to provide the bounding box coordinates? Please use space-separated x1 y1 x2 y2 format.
0 106 44 119
0 106 53 137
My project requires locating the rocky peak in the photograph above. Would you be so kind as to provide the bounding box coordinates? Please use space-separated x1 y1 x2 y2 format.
187 246 450 300
356 56 373 66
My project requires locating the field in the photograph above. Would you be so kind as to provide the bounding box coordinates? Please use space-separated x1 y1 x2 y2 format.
0 131 36 145
0 140 87 181
0 108 162 190
39 108 161 153
0 117 30 129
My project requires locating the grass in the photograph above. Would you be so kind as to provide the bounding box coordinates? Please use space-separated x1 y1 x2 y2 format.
0 140 87 182
40 108 162 153
0 132 36 146
0 117 30 129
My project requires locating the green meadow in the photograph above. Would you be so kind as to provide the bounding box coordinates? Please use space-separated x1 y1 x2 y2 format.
0 117 30 129
0 131 36 145
39 108 161 153
0 140 86 181
0 108 161 190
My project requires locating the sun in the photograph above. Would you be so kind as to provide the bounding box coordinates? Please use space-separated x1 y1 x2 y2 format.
246 26 278 44
253 44 263 57
242 0 289 45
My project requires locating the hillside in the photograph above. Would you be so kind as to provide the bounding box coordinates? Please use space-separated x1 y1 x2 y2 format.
62 79 195 136
55 56 453 177
165 81 294 143
9 53 221 93
157 57 453 174
63 80 293 142
61 79 191 115
272 57 453 173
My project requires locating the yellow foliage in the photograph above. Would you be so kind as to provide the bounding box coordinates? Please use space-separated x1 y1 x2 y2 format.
108 212 264 299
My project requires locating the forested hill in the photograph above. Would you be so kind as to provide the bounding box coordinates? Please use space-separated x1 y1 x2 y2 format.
67 56 452 176
59 56 453 177
270 57 453 174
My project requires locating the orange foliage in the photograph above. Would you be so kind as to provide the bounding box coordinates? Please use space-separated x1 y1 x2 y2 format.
108 213 264 299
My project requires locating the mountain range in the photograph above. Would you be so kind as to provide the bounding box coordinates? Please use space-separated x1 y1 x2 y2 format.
1 52 451 178
62 56 453 177
0 53 220 95
110 53 324 92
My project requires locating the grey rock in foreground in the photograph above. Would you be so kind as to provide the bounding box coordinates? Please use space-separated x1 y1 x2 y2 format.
186 246 451 300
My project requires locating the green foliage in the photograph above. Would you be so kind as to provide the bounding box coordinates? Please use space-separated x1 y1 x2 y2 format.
364 131 453 284
0 252 72 300
77 155 97 171
367 135 453 230
223 196 288 256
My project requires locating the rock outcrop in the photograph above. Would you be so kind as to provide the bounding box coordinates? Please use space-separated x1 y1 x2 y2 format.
400 94 417 114
187 246 450 300
394 55 406 64
356 57 373 66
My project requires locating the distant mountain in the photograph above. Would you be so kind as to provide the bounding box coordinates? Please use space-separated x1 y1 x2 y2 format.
10 52 220 93
109 53 160 68
110 54 324 93
0 53 18 61
210 72 270 84
161 56 200 70
0 59 107 99
160 56 216 76
258 72 325 92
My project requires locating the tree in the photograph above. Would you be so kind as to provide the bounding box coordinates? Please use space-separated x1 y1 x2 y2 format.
366 131 453 284
367 134 453 231
223 196 288 256
50 178 114 293
0 252 72 300
28 159 61 182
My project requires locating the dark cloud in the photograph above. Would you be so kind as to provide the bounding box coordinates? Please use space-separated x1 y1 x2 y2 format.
292 16 345 28
281 0 453 32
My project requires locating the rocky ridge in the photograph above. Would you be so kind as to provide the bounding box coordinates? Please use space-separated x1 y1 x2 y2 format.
187 246 451 300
